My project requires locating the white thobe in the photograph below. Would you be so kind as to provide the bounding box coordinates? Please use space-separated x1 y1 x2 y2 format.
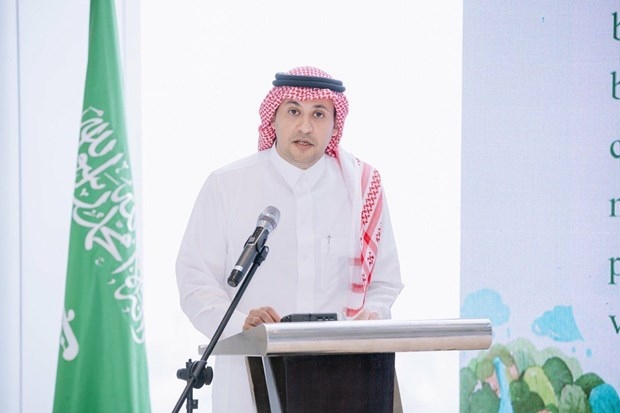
176 146 403 412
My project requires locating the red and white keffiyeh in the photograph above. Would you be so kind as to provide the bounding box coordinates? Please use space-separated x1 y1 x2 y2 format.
337 149 383 317
258 66 349 157
258 66 383 318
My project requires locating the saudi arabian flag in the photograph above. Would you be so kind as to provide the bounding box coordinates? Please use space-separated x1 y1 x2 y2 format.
53 0 151 411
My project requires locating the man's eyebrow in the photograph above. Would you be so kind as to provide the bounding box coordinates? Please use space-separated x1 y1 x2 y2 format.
312 103 329 110
281 99 329 110
282 99 301 106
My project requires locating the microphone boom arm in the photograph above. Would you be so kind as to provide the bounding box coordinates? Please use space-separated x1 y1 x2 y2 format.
171 245 270 413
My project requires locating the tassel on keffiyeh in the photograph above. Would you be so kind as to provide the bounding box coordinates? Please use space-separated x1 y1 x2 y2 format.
345 160 383 318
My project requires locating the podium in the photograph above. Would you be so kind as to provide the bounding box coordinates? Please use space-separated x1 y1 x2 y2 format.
200 318 492 413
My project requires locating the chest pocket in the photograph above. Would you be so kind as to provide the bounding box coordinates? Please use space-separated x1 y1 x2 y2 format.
320 236 352 292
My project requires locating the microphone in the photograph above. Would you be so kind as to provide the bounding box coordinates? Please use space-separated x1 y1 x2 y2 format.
227 206 281 287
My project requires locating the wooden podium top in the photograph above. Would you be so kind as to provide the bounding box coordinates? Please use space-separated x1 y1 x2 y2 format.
199 318 492 357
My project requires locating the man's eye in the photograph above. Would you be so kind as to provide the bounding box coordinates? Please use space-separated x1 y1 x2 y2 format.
288 109 299 115
314 112 325 118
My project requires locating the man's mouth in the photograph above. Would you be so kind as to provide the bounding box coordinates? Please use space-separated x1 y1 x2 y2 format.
294 139 313 147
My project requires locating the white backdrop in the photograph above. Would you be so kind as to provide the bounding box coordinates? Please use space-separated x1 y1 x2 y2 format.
141 1 463 411
0 1 463 412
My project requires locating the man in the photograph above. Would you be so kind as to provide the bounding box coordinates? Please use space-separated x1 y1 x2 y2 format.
176 66 404 411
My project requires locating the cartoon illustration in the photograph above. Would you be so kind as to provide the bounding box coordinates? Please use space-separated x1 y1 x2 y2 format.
460 288 620 412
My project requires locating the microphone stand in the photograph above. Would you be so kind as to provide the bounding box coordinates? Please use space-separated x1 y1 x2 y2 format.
171 245 270 413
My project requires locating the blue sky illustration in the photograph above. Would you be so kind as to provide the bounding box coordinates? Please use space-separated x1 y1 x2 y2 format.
461 288 510 326
531 305 583 342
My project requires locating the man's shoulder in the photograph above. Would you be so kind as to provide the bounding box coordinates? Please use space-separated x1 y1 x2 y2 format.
211 150 270 176
338 147 380 173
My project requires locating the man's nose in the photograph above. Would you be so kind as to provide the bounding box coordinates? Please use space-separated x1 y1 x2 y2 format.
298 115 314 134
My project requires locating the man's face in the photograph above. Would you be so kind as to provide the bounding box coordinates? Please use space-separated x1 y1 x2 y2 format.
272 98 338 170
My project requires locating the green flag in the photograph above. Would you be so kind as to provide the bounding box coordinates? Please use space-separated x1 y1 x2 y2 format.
53 0 151 411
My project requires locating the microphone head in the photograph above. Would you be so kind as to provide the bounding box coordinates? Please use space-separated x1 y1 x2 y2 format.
257 206 280 232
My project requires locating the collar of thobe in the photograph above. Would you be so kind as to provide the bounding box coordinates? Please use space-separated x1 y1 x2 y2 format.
269 145 326 190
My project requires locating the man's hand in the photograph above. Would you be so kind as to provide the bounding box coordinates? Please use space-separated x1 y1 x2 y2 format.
243 306 281 330
354 310 379 320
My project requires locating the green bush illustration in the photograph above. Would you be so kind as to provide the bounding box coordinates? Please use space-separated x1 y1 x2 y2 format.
460 339 620 412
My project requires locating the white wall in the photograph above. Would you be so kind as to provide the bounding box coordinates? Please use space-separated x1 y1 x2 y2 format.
0 1 22 412
0 1 463 412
